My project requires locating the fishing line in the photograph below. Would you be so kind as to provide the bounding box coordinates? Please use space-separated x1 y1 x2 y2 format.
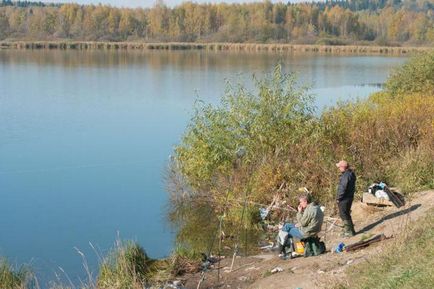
180 194 296 213
0 160 149 175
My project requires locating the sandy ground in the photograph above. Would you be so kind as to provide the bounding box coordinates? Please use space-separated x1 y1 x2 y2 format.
179 190 434 289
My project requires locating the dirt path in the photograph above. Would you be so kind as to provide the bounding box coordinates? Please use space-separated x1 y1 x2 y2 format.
181 190 434 289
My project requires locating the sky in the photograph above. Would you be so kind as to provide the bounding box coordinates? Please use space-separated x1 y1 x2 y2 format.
40 0 305 9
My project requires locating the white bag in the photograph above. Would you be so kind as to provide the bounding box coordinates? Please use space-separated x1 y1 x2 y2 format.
278 230 289 246
375 190 390 200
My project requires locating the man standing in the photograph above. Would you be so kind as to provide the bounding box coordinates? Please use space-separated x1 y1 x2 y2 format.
336 160 357 237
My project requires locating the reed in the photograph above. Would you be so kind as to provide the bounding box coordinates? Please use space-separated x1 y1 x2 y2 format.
0 258 34 289
0 41 432 54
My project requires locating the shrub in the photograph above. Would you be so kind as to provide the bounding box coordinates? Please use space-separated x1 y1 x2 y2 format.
170 65 320 251
385 50 434 96
321 92 434 192
174 65 315 191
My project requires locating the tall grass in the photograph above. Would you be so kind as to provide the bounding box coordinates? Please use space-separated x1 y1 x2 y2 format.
0 258 34 289
0 241 201 289
1 41 431 54
96 240 201 288
97 240 151 289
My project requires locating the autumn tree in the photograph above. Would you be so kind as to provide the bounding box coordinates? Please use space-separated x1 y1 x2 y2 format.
0 0 432 45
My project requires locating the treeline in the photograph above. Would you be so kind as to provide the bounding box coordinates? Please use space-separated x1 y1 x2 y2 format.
0 0 51 7
0 0 433 45
318 0 433 12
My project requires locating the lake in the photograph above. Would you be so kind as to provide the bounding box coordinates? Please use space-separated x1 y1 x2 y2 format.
0 49 406 286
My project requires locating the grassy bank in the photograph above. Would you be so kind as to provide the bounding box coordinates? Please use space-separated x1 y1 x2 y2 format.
0 241 203 289
333 208 434 289
0 41 432 54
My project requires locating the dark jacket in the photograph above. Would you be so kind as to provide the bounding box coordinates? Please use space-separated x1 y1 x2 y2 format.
337 169 356 201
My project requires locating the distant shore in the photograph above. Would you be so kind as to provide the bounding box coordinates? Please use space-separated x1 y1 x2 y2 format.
1 41 432 54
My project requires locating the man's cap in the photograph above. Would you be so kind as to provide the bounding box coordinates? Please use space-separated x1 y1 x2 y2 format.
336 160 348 168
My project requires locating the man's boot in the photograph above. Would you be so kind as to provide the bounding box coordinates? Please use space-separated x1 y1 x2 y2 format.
342 220 355 237
349 220 356 236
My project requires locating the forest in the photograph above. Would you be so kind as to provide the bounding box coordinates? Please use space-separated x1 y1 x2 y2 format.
0 0 433 45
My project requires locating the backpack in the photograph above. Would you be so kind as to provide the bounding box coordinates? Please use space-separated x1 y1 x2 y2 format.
304 238 326 257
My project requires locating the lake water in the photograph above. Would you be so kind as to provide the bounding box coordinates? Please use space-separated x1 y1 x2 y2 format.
0 50 406 286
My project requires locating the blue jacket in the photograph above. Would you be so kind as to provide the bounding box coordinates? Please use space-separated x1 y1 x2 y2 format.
337 169 356 201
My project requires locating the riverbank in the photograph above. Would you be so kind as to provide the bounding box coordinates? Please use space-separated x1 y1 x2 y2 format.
182 190 434 289
0 41 432 54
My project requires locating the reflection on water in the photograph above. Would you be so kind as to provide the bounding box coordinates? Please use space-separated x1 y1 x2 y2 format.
0 50 406 287
0 49 403 82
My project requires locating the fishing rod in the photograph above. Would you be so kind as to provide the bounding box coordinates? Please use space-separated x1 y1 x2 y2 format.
178 193 343 228
178 193 298 213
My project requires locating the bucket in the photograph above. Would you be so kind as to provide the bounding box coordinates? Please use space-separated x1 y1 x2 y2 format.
295 241 305 255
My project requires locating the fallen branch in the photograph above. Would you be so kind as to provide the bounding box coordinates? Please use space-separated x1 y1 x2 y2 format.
345 234 388 252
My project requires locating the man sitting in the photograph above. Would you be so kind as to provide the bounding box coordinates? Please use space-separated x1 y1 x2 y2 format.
278 194 324 257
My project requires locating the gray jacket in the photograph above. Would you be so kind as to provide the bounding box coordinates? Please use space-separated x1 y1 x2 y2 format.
296 203 324 237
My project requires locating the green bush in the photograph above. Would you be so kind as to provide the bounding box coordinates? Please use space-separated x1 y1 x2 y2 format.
385 51 434 96
174 65 315 191
170 65 321 251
